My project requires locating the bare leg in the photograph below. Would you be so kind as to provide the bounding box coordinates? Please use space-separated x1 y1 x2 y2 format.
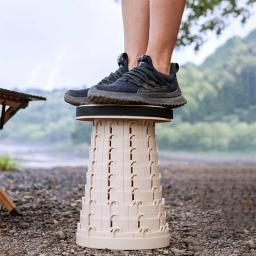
122 0 150 69
146 0 186 74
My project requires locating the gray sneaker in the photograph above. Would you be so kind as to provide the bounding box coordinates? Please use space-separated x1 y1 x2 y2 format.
88 55 186 108
64 53 129 106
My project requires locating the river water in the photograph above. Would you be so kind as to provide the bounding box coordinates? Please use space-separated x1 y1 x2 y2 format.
0 143 255 168
0 143 89 168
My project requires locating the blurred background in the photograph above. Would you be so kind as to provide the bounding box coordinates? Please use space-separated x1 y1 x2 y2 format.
0 0 256 167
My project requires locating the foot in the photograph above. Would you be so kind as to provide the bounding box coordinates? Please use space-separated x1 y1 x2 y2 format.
88 55 187 108
64 53 129 106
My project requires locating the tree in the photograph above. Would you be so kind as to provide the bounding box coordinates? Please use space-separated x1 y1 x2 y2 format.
178 0 256 50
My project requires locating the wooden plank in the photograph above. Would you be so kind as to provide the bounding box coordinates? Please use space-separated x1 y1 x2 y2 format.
0 98 27 108
0 88 46 102
2 105 23 127
0 104 5 129
0 188 16 213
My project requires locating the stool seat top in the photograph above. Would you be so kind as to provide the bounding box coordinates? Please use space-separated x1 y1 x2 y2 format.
76 104 173 122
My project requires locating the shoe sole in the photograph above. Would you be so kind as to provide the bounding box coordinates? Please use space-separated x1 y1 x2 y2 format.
64 93 91 106
88 87 187 108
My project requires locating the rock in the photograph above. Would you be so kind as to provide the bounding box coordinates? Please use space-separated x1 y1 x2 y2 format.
53 219 59 225
171 247 186 255
231 249 240 256
70 202 77 207
245 239 256 249
23 195 33 200
57 231 66 240
210 232 220 239
243 229 250 235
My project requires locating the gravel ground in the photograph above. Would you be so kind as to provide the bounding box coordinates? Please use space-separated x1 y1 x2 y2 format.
0 163 256 256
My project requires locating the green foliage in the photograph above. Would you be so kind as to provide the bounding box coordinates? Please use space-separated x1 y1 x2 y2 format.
156 122 256 152
0 155 17 171
71 123 92 145
178 0 256 50
177 30 256 124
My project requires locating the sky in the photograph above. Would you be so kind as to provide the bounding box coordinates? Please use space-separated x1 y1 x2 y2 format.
0 0 255 91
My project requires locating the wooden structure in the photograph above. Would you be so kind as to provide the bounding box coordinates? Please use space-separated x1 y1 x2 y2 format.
0 188 19 216
0 88 46 129
0 88 46 215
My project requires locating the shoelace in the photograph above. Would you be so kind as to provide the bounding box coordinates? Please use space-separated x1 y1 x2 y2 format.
119 65 162 89
99 68 125 85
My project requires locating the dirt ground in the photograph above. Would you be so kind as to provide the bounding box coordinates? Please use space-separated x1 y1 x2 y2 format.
0 163 256 256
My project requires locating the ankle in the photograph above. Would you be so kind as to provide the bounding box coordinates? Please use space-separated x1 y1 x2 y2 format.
152 61 171 75
128 59 138 70
146 51 172 75
126 52 145 70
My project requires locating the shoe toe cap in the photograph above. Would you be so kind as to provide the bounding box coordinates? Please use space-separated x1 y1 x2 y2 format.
65 88 89 97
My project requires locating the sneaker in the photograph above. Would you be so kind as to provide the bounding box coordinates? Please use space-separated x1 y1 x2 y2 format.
88 55 187 108
64 53 129 106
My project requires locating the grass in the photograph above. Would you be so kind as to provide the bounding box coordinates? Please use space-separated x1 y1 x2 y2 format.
0 155 17 171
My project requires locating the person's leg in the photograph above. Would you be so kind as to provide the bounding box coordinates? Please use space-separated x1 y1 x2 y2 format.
88 0 187 108
122 0 150 70
64 0 150 106
146 0 186 74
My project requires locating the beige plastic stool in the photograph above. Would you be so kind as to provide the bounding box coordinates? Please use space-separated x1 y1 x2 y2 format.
75 105 173 250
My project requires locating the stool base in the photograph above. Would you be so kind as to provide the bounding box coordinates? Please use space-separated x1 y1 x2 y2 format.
77 231 170 250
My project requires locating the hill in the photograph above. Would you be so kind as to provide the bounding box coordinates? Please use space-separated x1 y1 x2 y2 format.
1 29 256 152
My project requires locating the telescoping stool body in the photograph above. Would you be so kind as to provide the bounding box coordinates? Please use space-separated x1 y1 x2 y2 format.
75 104 173 250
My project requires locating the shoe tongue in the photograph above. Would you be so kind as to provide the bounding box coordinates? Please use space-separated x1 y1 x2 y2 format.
138 55 153 67
117 53 129 69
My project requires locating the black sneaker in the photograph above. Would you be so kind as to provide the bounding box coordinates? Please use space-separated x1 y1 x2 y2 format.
88 55 187 108
64 53 129 106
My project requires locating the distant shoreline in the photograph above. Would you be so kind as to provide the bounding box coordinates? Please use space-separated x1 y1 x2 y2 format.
0 143 256 168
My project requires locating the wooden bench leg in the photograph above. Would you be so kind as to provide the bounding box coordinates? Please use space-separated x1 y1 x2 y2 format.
0 188 20 216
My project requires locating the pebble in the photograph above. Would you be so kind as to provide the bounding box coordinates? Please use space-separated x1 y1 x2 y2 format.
171 247 186 255
70 202 77 207
53 219 59 225
245 239 256 249
210 232 220 239
57 231 66 240
250 249 256 256
231 249 240 256
23 195 33 200
243 229 250 235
